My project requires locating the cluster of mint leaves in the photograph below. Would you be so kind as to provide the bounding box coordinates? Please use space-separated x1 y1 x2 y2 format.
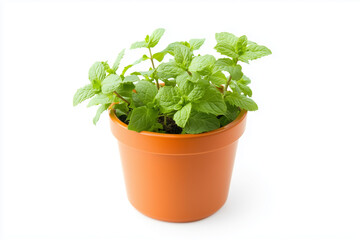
73 28 271 134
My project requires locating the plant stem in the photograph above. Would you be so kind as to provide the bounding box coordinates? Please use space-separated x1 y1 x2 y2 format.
113 91 130 105
223 75 232 95
148 47 160 90
164 115 167 126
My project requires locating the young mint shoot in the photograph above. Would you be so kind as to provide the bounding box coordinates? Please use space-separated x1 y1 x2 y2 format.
73 29 271 134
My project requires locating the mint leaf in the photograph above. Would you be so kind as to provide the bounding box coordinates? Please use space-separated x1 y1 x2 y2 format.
238 83 252 97
116 82 135 98
155 86 181 113
187 85 207 102
132 81 158 107
193 87 226 115
157 61 185 79
214 42 238 59
214 32 238 59
128 106 159 132
153 42 182 61
174 103 192 128
239 75 251 85
89 62 106 89
174 45 192 68
101 74 122 94
214 59 243 80
224 102 240 121
153 51 167 62
130 41 148 49
225 92 258 111
148 28 165 48
220 102 240 126
93 103 110 125
184 112 220 134
236 35 248 55
113 102 129 117
122 55 149 76
215 32 238 46
73 84 98 106
87 93 115 107
101 61 112 74
188 55 216 74
124 75 140 82
177 74 192 93
239 41 272 63
207 71 227 86
189 39 205 50
112 49 125 72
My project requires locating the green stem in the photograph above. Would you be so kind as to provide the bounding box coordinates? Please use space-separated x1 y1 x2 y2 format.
148 47 160 90
223 75 232 95
113 91 130 105
164 115 167 126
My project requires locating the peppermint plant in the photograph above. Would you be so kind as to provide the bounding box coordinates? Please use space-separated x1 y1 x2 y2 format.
73 28 271 134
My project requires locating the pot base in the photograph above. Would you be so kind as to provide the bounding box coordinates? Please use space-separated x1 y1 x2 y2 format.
128 197 227 223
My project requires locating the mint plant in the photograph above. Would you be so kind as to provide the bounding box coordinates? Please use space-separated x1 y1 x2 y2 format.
73 28 271 134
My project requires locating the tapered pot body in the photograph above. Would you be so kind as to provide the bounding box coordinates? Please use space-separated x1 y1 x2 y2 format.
109 109 247 222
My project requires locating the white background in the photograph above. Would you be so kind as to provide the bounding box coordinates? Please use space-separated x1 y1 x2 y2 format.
1 0 360 239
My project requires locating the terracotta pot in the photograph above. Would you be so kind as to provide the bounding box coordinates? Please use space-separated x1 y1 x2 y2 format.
109 108 247 222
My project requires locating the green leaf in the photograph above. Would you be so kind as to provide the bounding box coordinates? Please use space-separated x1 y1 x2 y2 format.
122 55 149 76
87 93 115 107
130 41 148 49
239 41 272 63
214 32 239 59
238 83 252 97
189 38 205 50
128 106 159 132
177 74 192 93
214 59 243 80
225 92 258 111
112 49 125 72
220 102 240 127
101 74 122 94
101 61 112 73
124 75 140 82
132 81 158 107
223 102 240 121
153 51 167 62
148 28 165 48
184 112 220 134
188 55 216 74
214 42 239 59
88 62 106 89
174 44 192 68
152 42 182 61
93 103 110 125
187 85 207 102
113 102 129 117
116 82 135 98
193 87 226 115
155 86 181 113
207 71 227 86
214 58 235 68
239 75 251 85
174 103 192 128
215 32 238 46
157 61 185 79
73 84 98 106
236 35 248 55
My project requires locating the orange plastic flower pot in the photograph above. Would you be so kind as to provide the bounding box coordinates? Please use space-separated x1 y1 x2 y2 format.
109 109 247 222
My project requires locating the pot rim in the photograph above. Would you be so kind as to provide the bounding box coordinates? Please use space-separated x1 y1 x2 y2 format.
108 105 247 139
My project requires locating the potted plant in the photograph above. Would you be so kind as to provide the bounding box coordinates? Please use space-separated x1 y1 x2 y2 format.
73 28 271 222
